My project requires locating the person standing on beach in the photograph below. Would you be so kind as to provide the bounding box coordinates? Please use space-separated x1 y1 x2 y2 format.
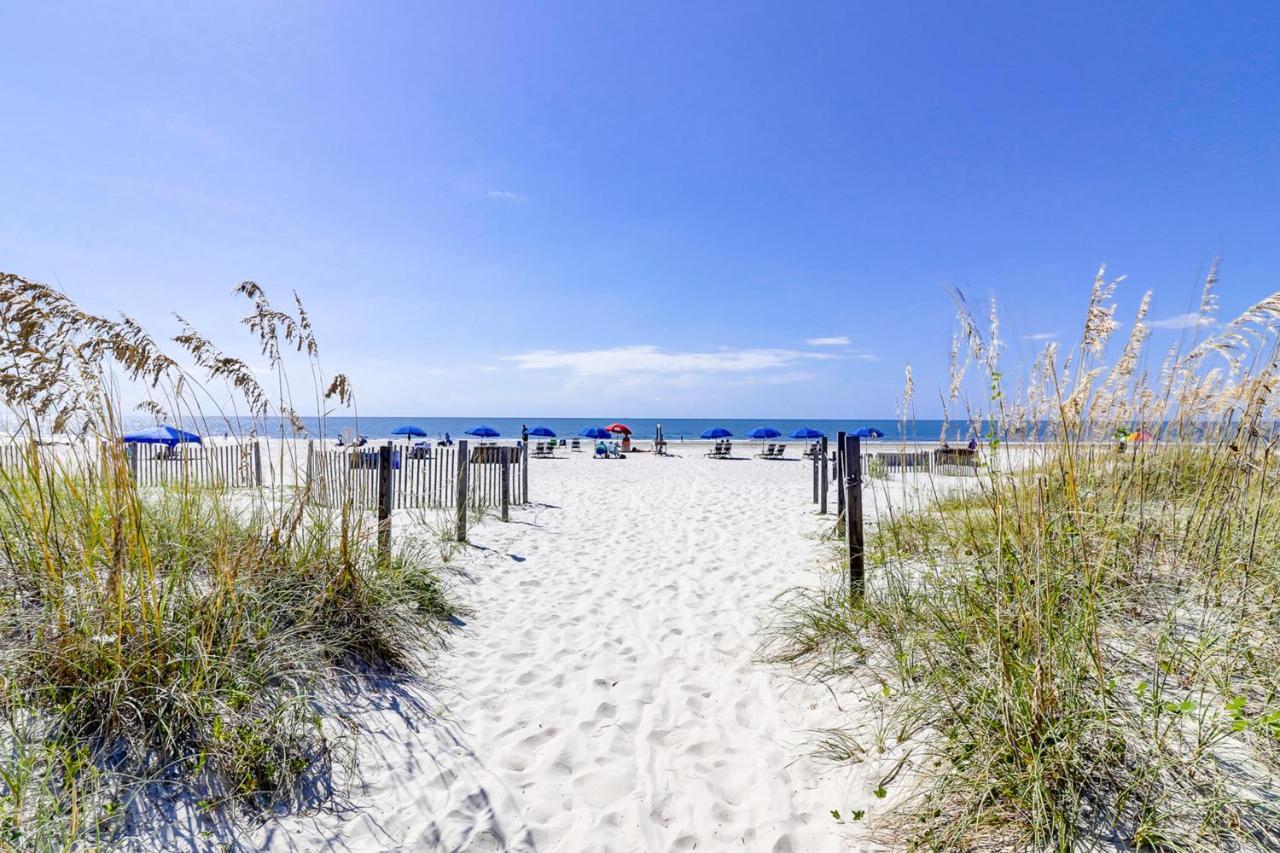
521 424 528 446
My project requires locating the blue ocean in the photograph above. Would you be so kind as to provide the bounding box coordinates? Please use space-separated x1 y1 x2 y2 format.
173 416 984 443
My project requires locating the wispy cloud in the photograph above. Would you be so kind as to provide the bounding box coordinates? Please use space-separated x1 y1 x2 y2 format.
1147 312 1215 331
1022 332 1057 341
805 335 850 346
506 344 836 377
487 190 525 201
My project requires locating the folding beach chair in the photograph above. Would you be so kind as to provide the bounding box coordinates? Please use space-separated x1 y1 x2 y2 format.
774 444 787 459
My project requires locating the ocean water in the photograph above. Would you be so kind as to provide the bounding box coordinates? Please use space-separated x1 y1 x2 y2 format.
171 416 985 443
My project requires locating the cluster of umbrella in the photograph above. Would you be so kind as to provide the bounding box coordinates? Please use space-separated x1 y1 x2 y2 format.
126 423 891 446
700 425 886 440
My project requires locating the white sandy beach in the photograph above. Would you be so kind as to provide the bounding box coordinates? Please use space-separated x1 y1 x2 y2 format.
247 444 931 852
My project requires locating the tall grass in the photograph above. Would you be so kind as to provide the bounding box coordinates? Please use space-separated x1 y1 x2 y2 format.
0 274 458 848
775 266 1280 850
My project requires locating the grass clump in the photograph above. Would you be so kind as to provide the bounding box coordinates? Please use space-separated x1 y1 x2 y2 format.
0 274 459 848
775 265 1280 850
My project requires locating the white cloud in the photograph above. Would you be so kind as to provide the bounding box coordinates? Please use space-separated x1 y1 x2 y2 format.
506 344 835 377
1022 332 1057 341
487 190 525 201
1148 312 1215 330
805 335 850 346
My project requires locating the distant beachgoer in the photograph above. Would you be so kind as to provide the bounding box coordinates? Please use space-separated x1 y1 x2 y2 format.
521 424 528 446
444 432 452 446
967 438 977 451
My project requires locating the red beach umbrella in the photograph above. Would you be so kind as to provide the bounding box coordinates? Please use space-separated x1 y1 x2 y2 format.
605 422 632 435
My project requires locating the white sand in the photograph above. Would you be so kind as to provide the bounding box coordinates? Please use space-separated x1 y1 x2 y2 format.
253 446 917 852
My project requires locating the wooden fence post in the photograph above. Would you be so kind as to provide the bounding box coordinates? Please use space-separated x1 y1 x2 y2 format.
843 433 865 599
455 440 469 542
126 442 138 480
252 439 263 487
835 430 847 523
520 440 529 505
500 447 511 522
819 435 829 514
377 444 393 560
812 441 819 503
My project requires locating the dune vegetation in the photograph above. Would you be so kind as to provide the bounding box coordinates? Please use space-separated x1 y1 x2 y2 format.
776 266 1280 850
0 274 458 849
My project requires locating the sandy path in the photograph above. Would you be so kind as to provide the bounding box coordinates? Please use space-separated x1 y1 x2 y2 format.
257 448 868 852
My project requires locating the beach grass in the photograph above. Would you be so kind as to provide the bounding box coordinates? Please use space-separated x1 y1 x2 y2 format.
773 266 1280 849
0 274 458 848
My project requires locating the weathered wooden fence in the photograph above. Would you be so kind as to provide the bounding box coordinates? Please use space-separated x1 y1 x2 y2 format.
307 441 528 512
127 442 260 488
810 440 983 601
849 448 981 477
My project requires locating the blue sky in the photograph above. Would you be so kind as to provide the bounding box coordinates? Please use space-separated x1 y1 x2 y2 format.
3 1 1278 417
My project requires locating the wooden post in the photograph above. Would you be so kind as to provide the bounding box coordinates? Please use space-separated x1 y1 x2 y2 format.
819 435 829 514
455 440 469 542
835 430 846 522
126 442 138 480
377 444 393 560
812 441 819 503
520 440 529 505
252 439 263 487
500 447 511 522
843 433 865 599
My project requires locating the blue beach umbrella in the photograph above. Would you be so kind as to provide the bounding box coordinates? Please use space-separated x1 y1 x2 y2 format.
700 427 732 439
391 424 428 438
466 425 500 438
579 426 611 439
790 427 825 439
122 425 202 446
746 426 781 439
528 426 557 438
852 427 885 439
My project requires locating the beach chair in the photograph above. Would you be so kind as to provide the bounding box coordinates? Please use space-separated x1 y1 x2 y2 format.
571 438 582 452
409 441 431 460
756 443 776 458
542 441 556 458
721 441 733 459
774 444 787 459
705 440 723 458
